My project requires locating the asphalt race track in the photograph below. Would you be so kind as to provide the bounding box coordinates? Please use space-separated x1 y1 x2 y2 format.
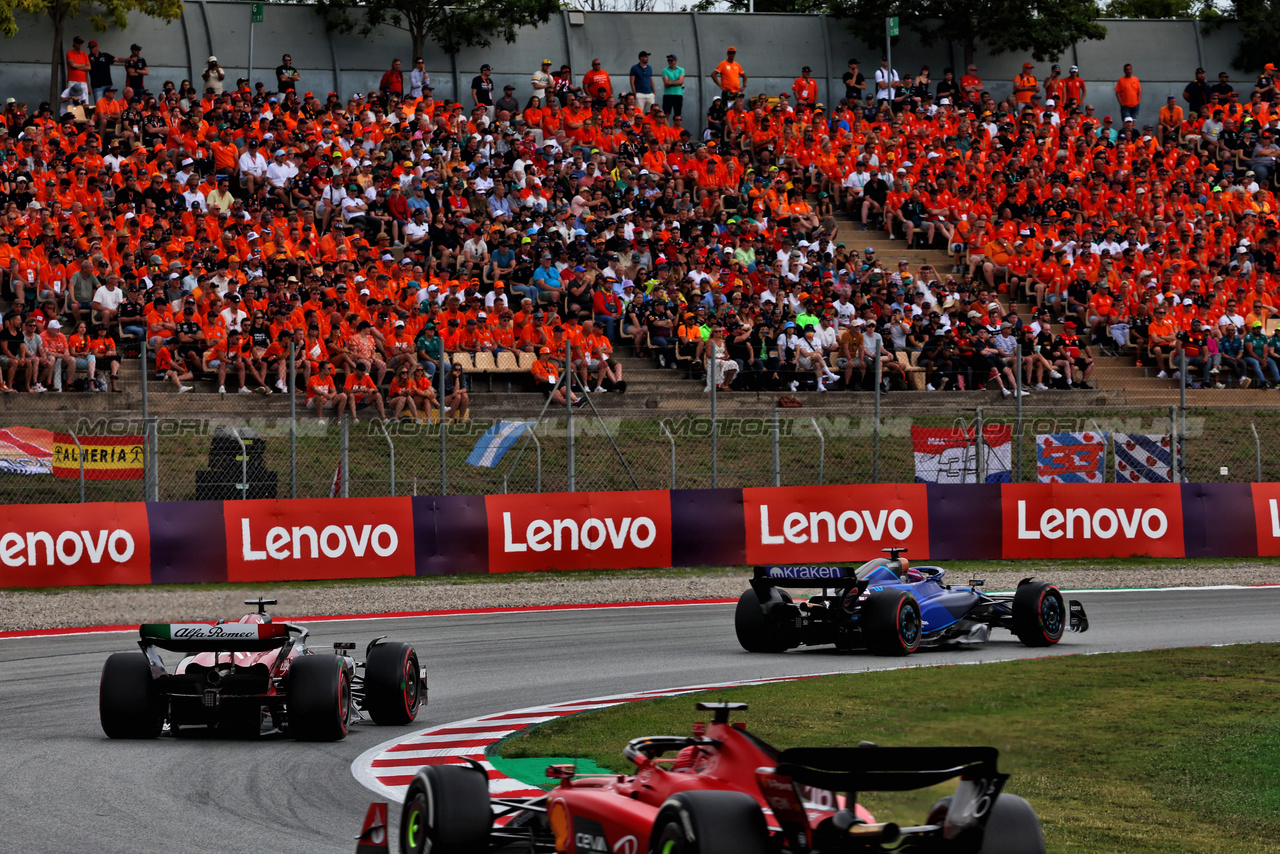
2 587 1278 854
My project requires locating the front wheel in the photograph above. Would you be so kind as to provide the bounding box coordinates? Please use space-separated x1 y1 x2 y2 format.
649 791 770 854
861 590 922 656
400 763 492 854
362 641 423 726
1012 582 1065 647
288 655 350 741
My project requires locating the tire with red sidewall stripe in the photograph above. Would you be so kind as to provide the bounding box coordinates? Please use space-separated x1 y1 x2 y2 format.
862 590 922 656
363 641 422 726
288 654 350 741
1011 582 1065 648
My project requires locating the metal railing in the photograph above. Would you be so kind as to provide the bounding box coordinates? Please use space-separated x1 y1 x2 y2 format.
3 343 1280 504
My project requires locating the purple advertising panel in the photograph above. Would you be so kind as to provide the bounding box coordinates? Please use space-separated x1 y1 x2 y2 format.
671 489 745 567
1180 483 1258 558
926 484 1003 559
147 501 228 584
413 495 488 575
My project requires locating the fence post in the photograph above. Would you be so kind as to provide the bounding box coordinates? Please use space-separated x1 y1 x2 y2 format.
975 407 984 483
70 431 85 503
438 355 447 495
810 417 825 485
1179 349 1187 411
340 415 350 498
140 339 158 502
530 427 542 493
377 419 395 496
873 355 882 483
565 342 575 492
288 341 297 499
709 340 717 489
1168 405 1178 483
1251 422 1261 482
1015 348 1023 483
660 419 676 490
232 427 248 500
772 407 780 487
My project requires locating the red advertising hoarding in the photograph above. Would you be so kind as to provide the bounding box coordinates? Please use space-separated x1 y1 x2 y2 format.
222 498 416 582
486 490 672 572
1250 483 1280 556
742 484 930 564
0 502 151 587
1001 483 1185 559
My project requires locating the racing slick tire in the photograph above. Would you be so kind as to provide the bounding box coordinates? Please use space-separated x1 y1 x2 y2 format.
400 762 492 854
928 794 1046 854
100 652 163 739
649 790 771 854
288 654 350 741
1012 582 1066 647
362 641 423 726
862 590 923 656
734 587 795 653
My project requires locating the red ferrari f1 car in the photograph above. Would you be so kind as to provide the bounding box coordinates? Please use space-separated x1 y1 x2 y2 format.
99 598 427 741
393 702 1044 854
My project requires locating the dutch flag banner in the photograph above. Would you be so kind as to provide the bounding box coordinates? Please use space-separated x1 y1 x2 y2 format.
467 421 535 468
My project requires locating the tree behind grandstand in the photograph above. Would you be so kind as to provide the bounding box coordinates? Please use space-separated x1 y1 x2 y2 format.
0 0 183 106
824 0 1107 68
315 0 560 60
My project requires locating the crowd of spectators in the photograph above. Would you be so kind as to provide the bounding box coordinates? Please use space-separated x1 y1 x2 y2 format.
4 35 1280 407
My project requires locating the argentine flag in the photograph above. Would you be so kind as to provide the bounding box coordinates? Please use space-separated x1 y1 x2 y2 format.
467 421 535 468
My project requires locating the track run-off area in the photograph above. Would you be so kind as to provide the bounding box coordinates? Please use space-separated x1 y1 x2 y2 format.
2 586 1278 854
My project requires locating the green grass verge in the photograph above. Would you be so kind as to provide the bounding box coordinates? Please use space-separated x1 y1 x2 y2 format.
497 645 1280 854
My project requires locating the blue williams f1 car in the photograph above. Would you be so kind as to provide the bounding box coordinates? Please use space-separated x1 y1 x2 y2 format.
735 549 1088 656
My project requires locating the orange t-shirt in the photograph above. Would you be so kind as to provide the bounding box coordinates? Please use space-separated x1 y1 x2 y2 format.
1115 76 1141 108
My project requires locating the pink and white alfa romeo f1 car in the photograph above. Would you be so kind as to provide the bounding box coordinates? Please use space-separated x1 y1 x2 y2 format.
99 598 427 741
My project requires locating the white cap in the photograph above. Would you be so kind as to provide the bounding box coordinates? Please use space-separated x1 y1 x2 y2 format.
1045 99 1055 106
360 288 371 295
47 320 61 330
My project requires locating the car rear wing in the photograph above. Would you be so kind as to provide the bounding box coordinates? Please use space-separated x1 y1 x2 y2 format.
776 745 1002 793
752 565 863 590
138 622 293 653
774 745 1009 840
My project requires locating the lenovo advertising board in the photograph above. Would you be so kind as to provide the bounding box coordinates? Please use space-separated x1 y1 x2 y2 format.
486 490 672 572
223 498 416 582
742 485 929 564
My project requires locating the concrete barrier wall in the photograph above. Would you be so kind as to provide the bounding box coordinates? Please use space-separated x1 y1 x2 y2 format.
0 5 1248 123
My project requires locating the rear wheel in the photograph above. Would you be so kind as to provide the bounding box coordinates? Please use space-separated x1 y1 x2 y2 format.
649 790 770 854
1012 582 1065 647
734 588 795 653
400 763 492 854
288 655 350 741
861 590 922 656
978 794 1046 854
100 652 162 739
931 793 1045 854
362 641 423 726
